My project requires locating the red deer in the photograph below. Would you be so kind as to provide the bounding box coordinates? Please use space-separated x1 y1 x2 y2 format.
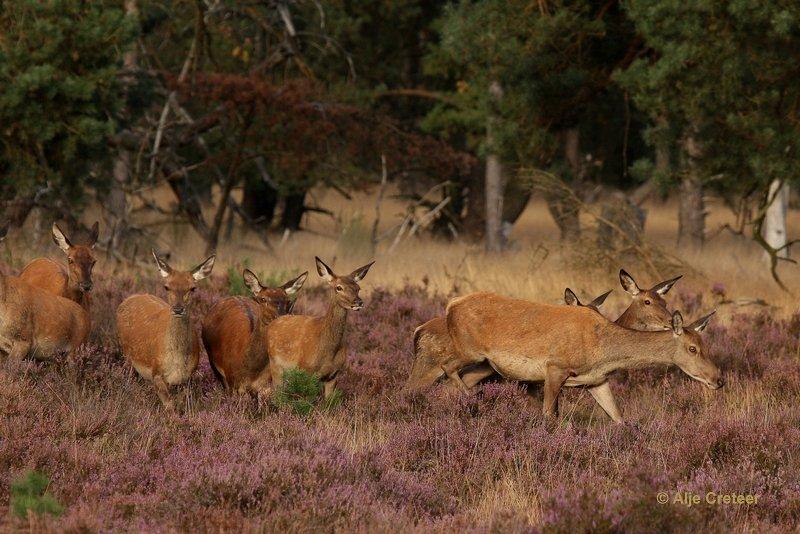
265 257 373 399
405 269 681 393
202 269 308 395
116 250 215 410
20 222 99 314
0 224 89 361
445 291 720 422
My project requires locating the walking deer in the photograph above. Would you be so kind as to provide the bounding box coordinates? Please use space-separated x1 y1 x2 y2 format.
445 291 720 422
405 269 681 392
265 257 373 399
20 222 99 313
116 250 215 410
202 269 308 395
0 224 89 361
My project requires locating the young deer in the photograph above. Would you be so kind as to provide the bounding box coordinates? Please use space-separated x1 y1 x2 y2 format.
445 291 721 422
116 250 215 410
202 269 308 395
20 222 99 313
0 224 89 361
405 269 681 393
265 257 373 399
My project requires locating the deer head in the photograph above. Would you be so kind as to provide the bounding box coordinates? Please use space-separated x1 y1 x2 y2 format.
243 269 308 317
52 222 99 292
152 250 215 317
618 269 682 330
315 257 374 311
669 310 722 389
564 288 612 311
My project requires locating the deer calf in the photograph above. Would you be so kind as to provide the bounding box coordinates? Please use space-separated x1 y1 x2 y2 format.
0 224 89 361
116 250 215 410
266 257 373 399
20 222 99 314
445 291 720 422
203 269 307 395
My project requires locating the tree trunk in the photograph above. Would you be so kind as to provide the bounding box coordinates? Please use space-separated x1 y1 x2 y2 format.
485 80 506 253
106 0 139 255
280 191 306 231
763 179 789 263
242 175 279 228
544 127 582 241
678 131 705 248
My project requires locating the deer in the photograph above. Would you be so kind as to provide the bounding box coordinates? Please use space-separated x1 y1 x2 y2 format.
444 291 720 422
202 269 308 395
0 224 89 361
19 222 99 314
405 269 682 393
265 257 373 399
116 250 215 410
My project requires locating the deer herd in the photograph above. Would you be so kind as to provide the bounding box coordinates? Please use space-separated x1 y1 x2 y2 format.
0 222 724 423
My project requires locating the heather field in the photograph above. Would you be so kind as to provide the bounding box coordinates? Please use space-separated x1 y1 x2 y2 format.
1 261 799 532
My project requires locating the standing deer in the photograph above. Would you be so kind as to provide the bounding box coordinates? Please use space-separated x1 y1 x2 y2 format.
265 257 373 399
202 269 308 395
405 269 681 393
116 250 215 410
445 291 720 422
0 224 89 361
20 222 99 313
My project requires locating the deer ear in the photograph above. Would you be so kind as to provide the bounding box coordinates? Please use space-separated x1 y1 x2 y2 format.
671 311 684 336
652 274 682 296
152 249 172 278
192 255 216 281
351 260 375 282
589 289 612 308
0 222 8 241
243 269 262 296
564 288 580 306
688 310 716 333
88 221 100 248
52 223 72 253
315 257 335 282
619 269 640 296
282 271 308 296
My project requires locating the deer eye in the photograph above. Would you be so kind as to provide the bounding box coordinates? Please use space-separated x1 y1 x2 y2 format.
164 285 170 291
336 285 343 292
190 287 197 293
644 299 651 305
68 258 74 264
689 346 697 353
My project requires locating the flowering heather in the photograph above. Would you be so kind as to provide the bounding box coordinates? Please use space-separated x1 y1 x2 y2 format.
1 267 799 532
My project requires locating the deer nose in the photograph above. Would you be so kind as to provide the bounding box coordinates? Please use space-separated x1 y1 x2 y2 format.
715 378 725 389
172 305 186 316
80 282 93 291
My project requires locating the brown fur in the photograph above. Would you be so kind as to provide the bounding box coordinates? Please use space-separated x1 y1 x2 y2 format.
404 270 682 392
445 292 720 421
116 250 215 410
19 222 98 314
0 227 88 361
202 271 307 395
265 257 373 399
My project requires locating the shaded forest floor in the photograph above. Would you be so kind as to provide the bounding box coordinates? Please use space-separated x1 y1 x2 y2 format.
0 269 799 531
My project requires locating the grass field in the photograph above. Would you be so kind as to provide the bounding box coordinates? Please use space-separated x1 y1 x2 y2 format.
1 189 798 531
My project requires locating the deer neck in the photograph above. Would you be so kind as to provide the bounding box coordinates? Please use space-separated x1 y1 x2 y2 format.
594 325 676 374
165 310 193 362
317 296 348 362
614 307 646 330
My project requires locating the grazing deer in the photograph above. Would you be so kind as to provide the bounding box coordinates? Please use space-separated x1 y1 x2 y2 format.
265 257 373 399
405 270 682 393
116 250 215 410
202 269 308 395
445 291 720 422
20 222 99 313
0 224 89 361
405 289 608 392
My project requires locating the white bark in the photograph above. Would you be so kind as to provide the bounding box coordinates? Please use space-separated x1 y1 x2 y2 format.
763 179 789 263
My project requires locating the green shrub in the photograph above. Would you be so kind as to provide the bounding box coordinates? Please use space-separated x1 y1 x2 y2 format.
272 369 342 416
10 470 63 519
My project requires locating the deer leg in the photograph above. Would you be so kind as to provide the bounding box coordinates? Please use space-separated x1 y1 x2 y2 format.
152 375 175 412
543 365 570 418
588 382 623 423
323 377 338 400
441 362 470 393
460 363 496 389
